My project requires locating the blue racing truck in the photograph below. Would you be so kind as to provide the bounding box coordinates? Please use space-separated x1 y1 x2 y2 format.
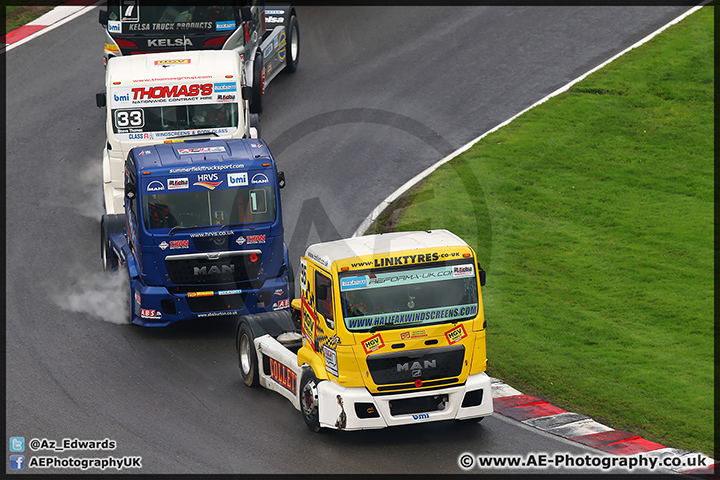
101 138 292 326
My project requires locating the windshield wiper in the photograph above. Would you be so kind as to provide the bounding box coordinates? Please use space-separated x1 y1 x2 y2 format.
218 223 247 231
369 322 396 333
167 225 201 236
169 222 245 236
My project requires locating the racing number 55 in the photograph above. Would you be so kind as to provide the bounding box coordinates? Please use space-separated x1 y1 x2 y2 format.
115 109 145 129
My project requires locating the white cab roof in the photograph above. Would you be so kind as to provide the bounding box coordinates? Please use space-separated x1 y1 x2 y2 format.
106 50 241 86
305 230 469 267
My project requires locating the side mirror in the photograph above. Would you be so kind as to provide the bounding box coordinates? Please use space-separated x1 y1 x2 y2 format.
125 183 136 200
317 284 328 301
478 266 486 287
96 92 106 108
98 10 108 25
277 171 286 189
240 6 252 22
241 86 253 101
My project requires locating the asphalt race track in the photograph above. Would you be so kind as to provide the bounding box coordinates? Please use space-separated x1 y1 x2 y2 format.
5 5 692 474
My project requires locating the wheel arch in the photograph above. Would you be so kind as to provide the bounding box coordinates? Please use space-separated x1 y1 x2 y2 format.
297 346 328 381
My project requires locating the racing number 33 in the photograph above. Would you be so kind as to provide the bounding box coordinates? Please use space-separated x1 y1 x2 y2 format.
115 109 145 128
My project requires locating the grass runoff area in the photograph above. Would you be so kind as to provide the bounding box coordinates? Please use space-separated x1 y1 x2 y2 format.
4 2 65 34
371 7 713 457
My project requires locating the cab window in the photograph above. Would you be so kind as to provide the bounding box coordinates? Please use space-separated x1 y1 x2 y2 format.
315 271 334 329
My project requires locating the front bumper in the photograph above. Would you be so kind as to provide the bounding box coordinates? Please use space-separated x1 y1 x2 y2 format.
129 276 289 327
317 372 493 431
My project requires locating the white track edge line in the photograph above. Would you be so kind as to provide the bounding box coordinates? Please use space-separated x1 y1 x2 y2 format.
4 0 105 52
352 3 708 238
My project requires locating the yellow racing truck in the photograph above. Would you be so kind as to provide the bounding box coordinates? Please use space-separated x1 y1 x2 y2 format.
235 229 493 431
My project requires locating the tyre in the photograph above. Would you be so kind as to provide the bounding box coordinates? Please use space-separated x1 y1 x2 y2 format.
249 113 261 139
287 262 296 302
283 15 299 74
101 214 125 271
249 52 263 114
237 321 259 387
300 368 321 432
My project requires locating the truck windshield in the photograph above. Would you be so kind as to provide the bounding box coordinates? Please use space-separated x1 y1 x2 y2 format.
106 4 238 34
340 261 479 332
112 103 239 135
143 185 275 231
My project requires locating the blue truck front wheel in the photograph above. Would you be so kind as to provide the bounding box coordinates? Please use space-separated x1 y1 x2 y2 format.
101 214 125 271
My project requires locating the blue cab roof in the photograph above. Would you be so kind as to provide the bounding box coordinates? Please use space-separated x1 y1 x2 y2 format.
130 138 273 175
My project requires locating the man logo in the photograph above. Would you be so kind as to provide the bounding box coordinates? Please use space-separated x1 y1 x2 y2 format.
147 181 164 191
397 359 436 378
194 265 235 276
251 173 269 184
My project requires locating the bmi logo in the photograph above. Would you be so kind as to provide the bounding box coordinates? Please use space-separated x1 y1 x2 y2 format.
228 172 248 187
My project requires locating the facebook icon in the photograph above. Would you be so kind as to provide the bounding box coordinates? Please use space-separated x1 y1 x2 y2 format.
10 455 25 470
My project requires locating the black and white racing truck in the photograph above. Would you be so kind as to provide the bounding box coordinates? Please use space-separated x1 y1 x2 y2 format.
95 49 261 217
98 1 299 114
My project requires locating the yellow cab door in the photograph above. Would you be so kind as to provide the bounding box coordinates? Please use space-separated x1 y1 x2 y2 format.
298 258 339 380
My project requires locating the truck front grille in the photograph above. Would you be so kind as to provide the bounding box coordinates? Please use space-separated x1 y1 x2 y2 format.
366 345 465 386
165 250 262 285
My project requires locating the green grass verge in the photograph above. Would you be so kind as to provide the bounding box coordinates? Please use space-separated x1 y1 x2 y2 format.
4 2 66 34
371 7 714 457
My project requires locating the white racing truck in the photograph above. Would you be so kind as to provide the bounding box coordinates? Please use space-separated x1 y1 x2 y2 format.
95 49 260 217
236 230 494 431
98 2 300 114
